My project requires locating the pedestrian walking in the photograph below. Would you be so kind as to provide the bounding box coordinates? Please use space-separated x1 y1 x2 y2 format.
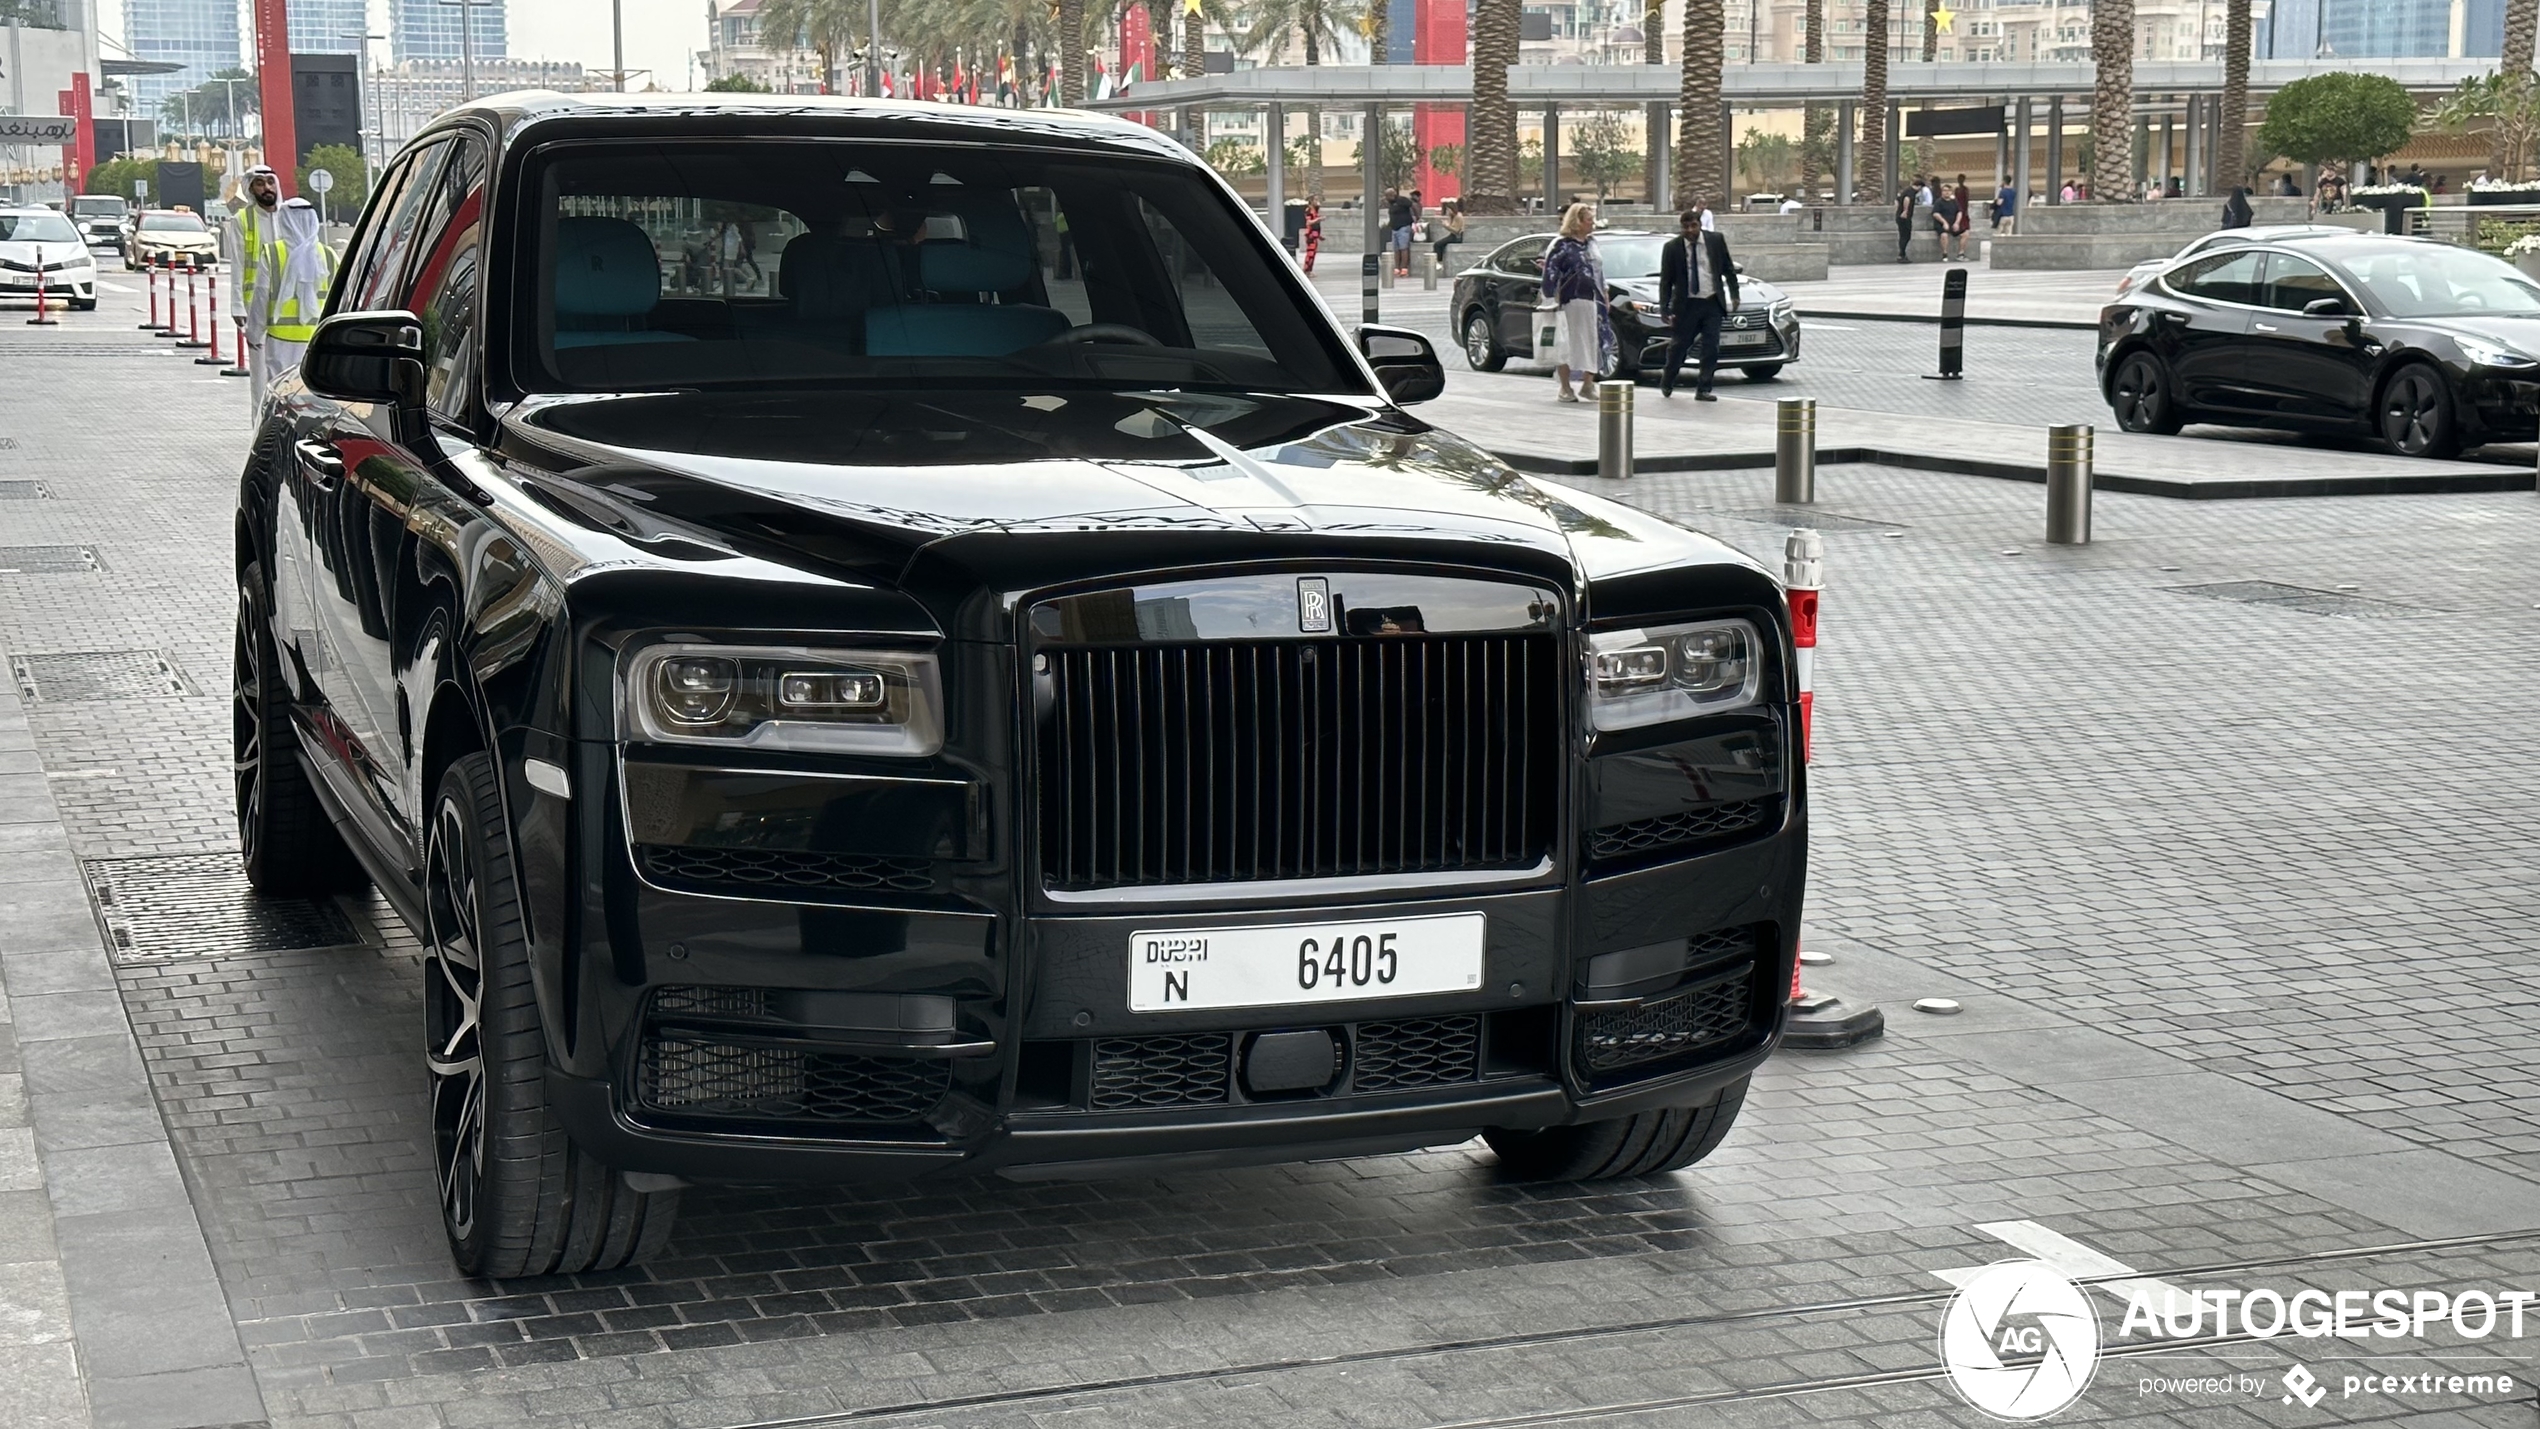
255 198 336 381
1540 202 1610 404
1658 203 1739 402
1301 199 1323 273
1430 199 1465 267
2220 185 2254 230
1893 184 1916 262
1387 188 1415 276
223 164 281 419
1993 175 2018 235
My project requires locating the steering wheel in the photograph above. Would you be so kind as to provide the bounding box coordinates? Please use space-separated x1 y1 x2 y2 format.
1053 322 1164 346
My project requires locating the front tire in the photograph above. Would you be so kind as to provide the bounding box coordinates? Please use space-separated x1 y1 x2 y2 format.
1463 310 1507 372
426 751 679 1277
2378 364 2460 458
2109 350 2185 435
234 566 368 896
1744 364 1784 382
1485 1077 1749 1180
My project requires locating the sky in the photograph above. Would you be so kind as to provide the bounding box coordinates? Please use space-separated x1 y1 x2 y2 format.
508 0 706 91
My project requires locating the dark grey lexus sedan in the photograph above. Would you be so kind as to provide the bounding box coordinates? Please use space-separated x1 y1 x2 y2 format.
235 92 1806 1277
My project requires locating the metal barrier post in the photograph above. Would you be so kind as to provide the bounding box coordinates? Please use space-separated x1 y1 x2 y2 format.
1923 265 1967 380
1774 398 1816 503
1423 251 1438 290
1361 253 1379 326
2046 424 2094 543
1596 380 1634 480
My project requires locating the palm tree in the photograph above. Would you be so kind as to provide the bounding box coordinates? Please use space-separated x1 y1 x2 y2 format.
1921 0 1937 60
1185 0 1207 77
1465 0 1520 210
1675 0 1724 205
1242 0 1347 196
1366 0 1389 62
1858 0 1890 200
1799 0 1827 199
1643 0 1666 206
759 0 865 91
1059 0 1086 101
2497 0 2535 174
2091 0 2134 198
2215 0 2249 185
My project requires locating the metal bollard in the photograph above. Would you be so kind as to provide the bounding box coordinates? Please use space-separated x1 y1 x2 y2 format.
2046 424 2094 543
1596 380 1634 481
1361 253 1380 326
1775 398 1817 504
1423 251 1438 291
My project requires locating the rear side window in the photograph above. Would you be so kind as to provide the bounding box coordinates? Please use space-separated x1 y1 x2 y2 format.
2170 250 2265 306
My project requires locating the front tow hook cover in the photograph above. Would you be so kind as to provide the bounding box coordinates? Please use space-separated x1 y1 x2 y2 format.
1243 1029 1339 1095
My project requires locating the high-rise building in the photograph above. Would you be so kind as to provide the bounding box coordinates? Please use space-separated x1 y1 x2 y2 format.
121 0 239 111
393 0 508 62
290 0 371 54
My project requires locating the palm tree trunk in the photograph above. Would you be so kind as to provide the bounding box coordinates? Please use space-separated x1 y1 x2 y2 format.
2500 0 2536 174
1799 0 1826 198
1369 0 1390 62
1060 0 1086 103
1186 0 1206 79
1466 0 1520 211
2215 0 2249 186
1643 0 1666 203
1675 0 1724 205
1921 0 1937 60
1303 107 1324 200
2090 0 2134 199
1859 0 1889 200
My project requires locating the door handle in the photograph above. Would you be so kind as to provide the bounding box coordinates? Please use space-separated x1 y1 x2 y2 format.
294 439 344 490
2252 322 2281 333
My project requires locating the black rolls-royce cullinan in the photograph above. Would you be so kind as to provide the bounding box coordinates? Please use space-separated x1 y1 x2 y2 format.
2098 232 2540 457
236 93 1807 1277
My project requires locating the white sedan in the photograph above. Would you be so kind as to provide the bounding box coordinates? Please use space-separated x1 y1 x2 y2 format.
0 209 99 311
2113 224 2354 297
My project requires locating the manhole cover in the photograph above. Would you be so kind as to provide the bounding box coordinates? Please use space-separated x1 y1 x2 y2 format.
84 855 361 963
0 481 46 500
1708 507 1905 531
11 651 198 703
0 545 101 575
2167 580 2435 619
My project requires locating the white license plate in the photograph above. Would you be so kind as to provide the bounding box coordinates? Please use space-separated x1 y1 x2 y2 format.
1128 912 1485 1012
1723 330 1772 346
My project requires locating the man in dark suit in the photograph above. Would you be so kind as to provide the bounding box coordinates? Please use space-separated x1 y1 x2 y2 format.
1658 202 1740 400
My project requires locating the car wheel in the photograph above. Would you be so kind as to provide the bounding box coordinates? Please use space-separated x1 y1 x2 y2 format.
2378 364 2459 459
2109 351 2185 435
234 566 369 897
1744 364 1784 381
1485 1076 1748 1180
1462 310 1507 372
427 750 680 1277
71 298 95 311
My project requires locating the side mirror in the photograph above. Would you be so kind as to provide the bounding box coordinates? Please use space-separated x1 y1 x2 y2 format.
2301 296 2351 318
1357 324 1446 405
303 310 426 409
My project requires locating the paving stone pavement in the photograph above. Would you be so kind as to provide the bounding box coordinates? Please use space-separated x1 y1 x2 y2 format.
0 279 2534 1428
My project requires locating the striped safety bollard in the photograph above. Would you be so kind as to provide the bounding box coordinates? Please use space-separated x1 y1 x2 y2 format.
177 265 209 350
140 262 163 330
1778 527 1886 1052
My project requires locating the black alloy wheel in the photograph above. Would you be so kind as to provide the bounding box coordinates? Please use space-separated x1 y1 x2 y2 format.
233 566 367 896
2109 351 2185 435
1463 310 1507 372
2378 364 2460 459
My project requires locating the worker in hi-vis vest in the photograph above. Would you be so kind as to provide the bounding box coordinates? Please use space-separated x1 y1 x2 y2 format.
255 198 336 382
223 164 282 417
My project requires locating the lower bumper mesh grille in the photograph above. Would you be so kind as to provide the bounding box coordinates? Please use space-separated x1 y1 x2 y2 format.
1091 1034 1233 1110
1577 962 1756 1075
638 844 936 895
1352 1016 1481 1092
1588 797 1780 864
637 1033 950 1125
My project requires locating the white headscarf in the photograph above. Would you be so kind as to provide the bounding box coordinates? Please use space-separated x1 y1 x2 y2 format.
273 198 325 320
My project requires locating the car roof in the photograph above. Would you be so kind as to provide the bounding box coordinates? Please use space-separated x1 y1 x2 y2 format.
420 89 1187 161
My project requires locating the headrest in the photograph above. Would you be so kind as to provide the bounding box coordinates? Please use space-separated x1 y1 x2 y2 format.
918 238 1029 294
554 217 661 319
781 233 896 321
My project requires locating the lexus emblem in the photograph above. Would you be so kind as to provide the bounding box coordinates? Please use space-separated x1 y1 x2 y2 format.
1297 577 1332 634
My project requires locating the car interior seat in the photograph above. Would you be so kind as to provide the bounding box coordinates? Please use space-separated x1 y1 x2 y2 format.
553 216 695 348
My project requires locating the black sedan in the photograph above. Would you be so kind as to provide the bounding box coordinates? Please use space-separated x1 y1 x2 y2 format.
1453 231 1801 381
2098 233 2540 458
238 94 1806 1276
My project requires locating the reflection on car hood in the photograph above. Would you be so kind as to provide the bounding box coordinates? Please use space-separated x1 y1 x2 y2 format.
2400 312 2540 349
499 389 1758 594
1609 275 1789 306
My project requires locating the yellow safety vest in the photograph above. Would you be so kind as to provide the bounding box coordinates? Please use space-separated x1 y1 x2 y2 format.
262 237 336 343
235 204 268 310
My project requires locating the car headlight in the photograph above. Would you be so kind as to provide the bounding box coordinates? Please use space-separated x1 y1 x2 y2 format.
623 643 943 755
1770 299 1795 323
1586 618 1764 731
2457 337 2537 369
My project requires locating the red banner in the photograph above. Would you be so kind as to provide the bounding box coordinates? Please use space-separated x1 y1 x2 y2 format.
252 0 296 194
1413 0 1467 198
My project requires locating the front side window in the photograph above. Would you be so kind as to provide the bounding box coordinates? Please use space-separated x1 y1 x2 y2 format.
2261 253 2351 312
403 139 490 418
348 141 451 313
517 140 1362 395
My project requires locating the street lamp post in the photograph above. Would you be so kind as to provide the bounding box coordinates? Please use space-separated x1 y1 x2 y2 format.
613 0 626 91
434 0 498 103
342 30 385 184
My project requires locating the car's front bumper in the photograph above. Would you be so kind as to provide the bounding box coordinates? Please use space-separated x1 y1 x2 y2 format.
0 270 94 301
1623 310 1803 370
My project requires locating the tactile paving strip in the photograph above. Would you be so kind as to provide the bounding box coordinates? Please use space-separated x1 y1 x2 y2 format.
2166 579 2435 619
0 544 102 574
11 650 197 703
84 854 360 962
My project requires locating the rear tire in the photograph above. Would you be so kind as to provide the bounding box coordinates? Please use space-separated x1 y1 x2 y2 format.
2109 350 2185 435
1485 1077 1749 1180
234 566 369 897
426 751 679 1277
1463 310 1507 372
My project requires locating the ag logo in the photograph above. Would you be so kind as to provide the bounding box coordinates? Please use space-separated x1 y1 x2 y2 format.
1938 1259 2102 1420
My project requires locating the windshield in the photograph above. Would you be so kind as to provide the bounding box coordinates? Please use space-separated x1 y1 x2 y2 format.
1592 236 1670 280
71 198 126 218
140 212 207 233
2340 246 2540 317
520 140 1364 395
0 212 80 244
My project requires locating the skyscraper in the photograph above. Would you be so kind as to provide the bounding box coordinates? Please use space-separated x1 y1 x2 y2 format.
122 0 239 112
393 0 509 62
291 0 372 53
